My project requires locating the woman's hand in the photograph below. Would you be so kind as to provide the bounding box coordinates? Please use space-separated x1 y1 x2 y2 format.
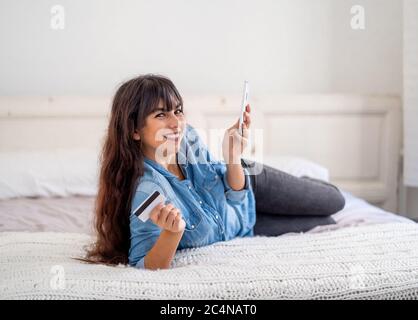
222 104 251 164
149 203 186 233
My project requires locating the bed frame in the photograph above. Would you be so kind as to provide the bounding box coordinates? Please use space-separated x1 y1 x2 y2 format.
0 94 402 212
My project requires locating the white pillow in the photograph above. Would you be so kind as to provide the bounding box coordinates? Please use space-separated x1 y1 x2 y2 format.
245 155 330 182
0 149 99 200
0 149 329 200
264 155 329 181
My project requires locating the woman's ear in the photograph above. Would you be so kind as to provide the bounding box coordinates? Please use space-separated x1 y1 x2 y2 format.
133 130 141 141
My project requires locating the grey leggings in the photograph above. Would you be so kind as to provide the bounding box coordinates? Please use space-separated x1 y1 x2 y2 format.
241 159 346 236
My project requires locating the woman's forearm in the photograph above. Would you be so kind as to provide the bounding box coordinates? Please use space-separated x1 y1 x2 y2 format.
144 229 184 270
226 163 245 191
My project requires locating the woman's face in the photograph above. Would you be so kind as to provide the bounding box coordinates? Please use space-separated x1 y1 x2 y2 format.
133 100 186 163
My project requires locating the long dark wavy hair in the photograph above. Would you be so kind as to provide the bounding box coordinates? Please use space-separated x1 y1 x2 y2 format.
84 74 183 265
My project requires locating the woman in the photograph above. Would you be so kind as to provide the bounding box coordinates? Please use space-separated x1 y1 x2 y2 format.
85 74 345 270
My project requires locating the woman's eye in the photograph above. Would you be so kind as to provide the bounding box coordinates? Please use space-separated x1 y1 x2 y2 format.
155 110 183 118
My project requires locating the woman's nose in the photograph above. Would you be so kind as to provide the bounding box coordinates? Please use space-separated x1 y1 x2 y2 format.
167 113 180 127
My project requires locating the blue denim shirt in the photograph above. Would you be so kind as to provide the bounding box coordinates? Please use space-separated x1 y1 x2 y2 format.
128 124 256 268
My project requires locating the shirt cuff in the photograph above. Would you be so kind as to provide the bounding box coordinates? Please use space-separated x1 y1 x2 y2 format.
223 168 251 202
135 257 145 269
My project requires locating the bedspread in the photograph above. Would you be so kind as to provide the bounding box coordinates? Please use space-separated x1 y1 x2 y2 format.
1 223 418 299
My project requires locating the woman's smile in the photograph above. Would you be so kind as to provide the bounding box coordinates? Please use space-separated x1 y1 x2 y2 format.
163 131 181 141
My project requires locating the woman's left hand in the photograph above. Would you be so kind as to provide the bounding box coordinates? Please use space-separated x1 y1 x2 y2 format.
222 104 251 164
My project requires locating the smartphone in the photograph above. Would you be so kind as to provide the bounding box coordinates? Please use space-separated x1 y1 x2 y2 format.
239 80 249 136
133 190 166 222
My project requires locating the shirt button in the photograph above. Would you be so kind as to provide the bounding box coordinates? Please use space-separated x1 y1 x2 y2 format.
215 215 219 219
188 186 191 190
199 200 203 205
221 230 224 234
191 225 195 229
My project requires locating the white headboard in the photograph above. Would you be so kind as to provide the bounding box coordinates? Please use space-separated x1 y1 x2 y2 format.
0 94 401 212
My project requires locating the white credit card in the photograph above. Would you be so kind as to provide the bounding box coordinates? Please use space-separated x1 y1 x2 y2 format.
133 190 166 222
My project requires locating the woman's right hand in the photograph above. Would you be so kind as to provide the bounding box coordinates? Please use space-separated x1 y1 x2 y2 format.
149 203 186 233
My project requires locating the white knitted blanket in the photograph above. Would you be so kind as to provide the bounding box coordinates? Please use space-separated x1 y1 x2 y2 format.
1 222 418 300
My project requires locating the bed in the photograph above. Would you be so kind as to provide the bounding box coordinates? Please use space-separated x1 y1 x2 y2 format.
1 94 417 300
0 190 417 299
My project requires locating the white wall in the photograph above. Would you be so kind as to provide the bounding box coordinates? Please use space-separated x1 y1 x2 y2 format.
1 0 413 215
402 0 418 220
0 0 402 96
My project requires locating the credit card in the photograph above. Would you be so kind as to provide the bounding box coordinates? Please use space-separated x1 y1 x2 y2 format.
133 190 166 222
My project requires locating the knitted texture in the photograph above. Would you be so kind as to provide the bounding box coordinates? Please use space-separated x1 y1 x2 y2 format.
1 223 418 299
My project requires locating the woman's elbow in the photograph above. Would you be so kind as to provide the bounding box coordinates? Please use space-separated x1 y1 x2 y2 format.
145 265 171 270
144 258 172 270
